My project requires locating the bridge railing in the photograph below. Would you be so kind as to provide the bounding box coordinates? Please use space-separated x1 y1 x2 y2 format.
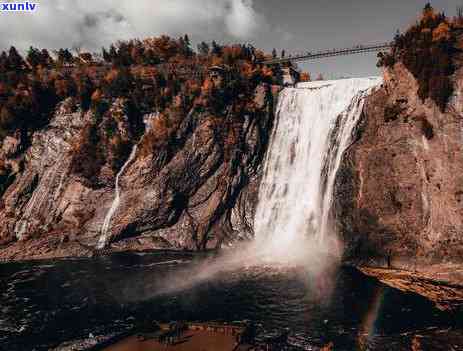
261 42 392 65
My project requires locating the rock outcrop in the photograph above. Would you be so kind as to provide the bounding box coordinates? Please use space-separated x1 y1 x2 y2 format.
334 60 463 309
0 84 278 260
336 60 463 268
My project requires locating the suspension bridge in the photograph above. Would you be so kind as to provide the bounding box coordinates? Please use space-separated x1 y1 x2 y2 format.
261 42 392 65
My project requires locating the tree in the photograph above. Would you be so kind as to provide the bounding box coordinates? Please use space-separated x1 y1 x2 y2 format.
102 47 111 62
424 3 433 13
144 49 160 65
40 49 53 67
433 22 451 42
57 48 74 64
55 76 76 98
0 106 14 129
197 41 210 56
108 44 118 64
26 47 41 68
211 41 222 55
8 46 25 70
27 47 53 68
422 3 436 22
0 51 8 72
103 67 133 97
76 74 94 110
130 45 144 64
300 72 311 82
184 34 190 46
79 52 93 63
272 48 277 59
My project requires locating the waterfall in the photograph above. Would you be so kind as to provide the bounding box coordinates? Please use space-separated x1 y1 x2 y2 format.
97 144 139 249
253 77 381 261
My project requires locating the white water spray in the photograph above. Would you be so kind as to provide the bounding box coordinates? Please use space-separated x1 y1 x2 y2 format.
97 144 139 249
253 77 382 264
123 81 383 299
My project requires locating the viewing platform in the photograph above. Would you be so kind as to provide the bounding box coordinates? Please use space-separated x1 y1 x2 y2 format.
101 322 253 351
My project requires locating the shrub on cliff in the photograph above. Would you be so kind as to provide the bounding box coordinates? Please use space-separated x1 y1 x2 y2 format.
0 73 58 144
378 3 457 112
70 122 105 188
0 35 289 185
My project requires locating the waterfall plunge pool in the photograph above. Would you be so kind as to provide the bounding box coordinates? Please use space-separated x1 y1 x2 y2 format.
0 251 460 351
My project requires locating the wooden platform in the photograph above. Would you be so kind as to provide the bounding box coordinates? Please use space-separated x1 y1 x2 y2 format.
103 330 247 351
102 323 250 351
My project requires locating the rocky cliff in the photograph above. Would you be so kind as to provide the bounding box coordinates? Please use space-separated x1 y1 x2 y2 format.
0 82 278 261
336 60 463 266
334 52 463 310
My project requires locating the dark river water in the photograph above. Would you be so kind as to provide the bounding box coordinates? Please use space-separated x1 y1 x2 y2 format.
0 251 461 351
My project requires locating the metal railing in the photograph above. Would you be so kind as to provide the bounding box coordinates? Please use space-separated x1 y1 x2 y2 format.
261 42 392 65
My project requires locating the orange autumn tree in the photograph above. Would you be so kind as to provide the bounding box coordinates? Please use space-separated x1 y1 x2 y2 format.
300 72 311 82
379 3 456 111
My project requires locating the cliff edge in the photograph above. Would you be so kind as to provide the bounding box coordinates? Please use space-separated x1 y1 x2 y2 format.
334 7 463 310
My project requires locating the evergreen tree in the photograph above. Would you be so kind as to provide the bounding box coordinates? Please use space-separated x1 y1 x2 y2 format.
197 42 210 56
0 51 8 72
184 34 190 46
40 49 53 67
102 47 111 62
26 46 41 68
8 46 25 70
211 41 222 55
57 48 74 64
424 2 433 13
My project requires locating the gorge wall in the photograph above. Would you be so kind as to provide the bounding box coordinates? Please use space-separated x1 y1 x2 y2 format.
2 58 463 271
335 61 463 270
1 17 463 282
0 82 278 260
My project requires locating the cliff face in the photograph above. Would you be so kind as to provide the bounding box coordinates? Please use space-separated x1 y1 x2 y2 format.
334 61 463 298
0 84 278 260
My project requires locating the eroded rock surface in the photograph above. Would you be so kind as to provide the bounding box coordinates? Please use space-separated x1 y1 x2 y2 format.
334 61 463 309
0 85 278 260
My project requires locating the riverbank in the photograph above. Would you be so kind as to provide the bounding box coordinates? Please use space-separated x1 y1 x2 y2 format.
358 265 463 312
0 236 220 262
2 242 463 313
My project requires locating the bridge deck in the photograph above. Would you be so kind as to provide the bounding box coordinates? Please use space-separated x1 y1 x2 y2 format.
262 43 392 65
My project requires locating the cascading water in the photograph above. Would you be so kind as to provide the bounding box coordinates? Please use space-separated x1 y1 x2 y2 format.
97 144 139 249
253 77 382 262
96 114 158 249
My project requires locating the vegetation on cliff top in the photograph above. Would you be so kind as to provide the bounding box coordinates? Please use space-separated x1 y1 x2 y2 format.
378 3 461 111
0 36 297 187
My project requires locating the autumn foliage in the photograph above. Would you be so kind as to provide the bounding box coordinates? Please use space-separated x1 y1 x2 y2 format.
0 35 290 186
378 3 457 111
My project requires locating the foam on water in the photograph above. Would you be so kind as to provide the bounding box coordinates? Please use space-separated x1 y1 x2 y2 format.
253 77 382 264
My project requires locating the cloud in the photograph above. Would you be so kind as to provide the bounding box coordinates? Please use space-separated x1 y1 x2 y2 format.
0 0 274 52
225 0 263 38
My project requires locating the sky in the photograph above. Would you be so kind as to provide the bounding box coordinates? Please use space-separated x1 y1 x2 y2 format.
0 0 460 77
